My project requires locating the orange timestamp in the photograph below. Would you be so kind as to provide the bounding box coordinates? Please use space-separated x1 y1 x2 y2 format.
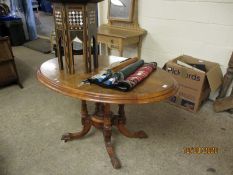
184 147 218 154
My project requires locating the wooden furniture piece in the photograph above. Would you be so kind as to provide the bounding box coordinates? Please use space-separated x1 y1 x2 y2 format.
98 0 146 58
214 52 233 113
0 36 23 88
37 55 178 169
51 0 103 74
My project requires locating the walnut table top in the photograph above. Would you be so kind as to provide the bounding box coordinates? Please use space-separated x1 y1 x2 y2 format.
37 55 178 104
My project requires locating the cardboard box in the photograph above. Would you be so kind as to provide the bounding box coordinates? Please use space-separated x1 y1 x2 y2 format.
164 55 223 112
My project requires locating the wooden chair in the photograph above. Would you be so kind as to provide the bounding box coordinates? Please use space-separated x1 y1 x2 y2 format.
0 36 23 88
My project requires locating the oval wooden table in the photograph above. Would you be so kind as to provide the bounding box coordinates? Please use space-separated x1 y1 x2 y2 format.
37 55 178 169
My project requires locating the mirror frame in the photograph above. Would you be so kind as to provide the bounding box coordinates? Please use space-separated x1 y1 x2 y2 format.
108 0 135 22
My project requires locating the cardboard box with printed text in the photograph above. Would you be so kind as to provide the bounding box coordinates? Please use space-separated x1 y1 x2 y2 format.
164 55 223 112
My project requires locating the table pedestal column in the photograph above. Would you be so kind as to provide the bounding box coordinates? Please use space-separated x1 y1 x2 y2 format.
61 100 148 169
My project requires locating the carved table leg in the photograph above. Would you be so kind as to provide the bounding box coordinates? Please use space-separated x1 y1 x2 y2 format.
94 102 104 116
61 100 92 142
103 103 121 169
116 105 148 138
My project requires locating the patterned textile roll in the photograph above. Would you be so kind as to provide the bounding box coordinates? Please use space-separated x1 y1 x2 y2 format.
86 58 142 85
88 69 112 84
84 60 157 92
115 62 157 91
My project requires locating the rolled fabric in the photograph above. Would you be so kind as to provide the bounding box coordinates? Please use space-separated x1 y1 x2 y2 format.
88 69 112 84
115 62 157 91
103 59 144 87
86 58 141 85
110 57 139 72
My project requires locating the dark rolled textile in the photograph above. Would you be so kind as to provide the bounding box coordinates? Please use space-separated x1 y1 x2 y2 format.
86 60 144 86
103 59 144 87
116 62 157 91
84 60 157 92
119 59 145 78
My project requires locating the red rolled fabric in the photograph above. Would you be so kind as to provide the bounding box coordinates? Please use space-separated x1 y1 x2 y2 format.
116 62 157 91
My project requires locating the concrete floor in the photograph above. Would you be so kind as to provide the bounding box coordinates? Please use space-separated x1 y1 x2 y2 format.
0 47 233 175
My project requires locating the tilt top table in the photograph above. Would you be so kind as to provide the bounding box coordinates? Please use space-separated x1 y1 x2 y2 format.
37 55 178 169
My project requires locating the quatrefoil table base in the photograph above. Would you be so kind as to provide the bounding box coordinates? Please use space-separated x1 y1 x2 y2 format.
61 101 148 169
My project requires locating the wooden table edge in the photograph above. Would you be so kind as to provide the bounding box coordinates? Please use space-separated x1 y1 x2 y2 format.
37 69 179 104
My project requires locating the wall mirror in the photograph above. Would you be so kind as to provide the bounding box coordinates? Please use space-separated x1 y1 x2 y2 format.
108 0 134 22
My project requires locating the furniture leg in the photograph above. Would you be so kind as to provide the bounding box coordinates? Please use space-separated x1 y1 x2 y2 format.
137 37 142 59
105 44 110 55
94 102 105 116
103 103 121 169
217 67 233 99
61 100 92 142
50 34 53 53
12 61 23 89
108 47 111 56
93 36 98 68
119 44 123 57
17 80 23 89
217 52 233 99
99 43 103 55
214 96 233 112
57 36 64 70
228 88 233 113
214 52 233 113
116 105 148 138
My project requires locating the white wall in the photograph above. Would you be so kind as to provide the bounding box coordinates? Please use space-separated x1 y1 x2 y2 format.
98 0 233 72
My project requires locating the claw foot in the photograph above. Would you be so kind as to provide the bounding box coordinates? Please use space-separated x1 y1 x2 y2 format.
61 133 72 142
111 157 121 169
136 131 148 138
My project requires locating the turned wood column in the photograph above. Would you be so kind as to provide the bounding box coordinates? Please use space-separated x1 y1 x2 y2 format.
103 103 121 169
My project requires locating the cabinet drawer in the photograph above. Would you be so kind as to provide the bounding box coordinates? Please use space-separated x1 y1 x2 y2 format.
98 35 121 45
108 44 119 49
